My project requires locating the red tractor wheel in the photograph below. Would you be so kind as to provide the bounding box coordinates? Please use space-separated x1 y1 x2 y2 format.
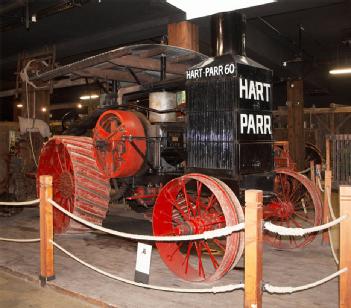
37 136 110 234
153 174 244 282
264 168 322 249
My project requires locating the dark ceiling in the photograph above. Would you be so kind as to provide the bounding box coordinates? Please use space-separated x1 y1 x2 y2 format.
0 0 350 107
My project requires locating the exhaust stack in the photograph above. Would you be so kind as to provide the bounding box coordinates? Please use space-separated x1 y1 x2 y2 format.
211 11 246 57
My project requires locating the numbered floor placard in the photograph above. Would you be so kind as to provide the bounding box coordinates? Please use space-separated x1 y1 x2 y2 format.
134 242 152 284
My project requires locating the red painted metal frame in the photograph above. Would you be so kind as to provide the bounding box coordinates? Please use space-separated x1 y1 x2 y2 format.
274 142 296 170
93 110 146 178
152 173 244 282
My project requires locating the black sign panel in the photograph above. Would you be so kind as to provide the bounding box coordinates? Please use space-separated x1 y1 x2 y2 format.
239 142 274 174
237 63 273 111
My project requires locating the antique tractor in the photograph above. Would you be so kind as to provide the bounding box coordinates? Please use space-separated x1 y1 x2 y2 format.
37 12 322 283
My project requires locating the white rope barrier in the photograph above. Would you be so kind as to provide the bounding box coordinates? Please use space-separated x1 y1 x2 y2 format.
328 225 339 266
314 170 339 265
48 199 245 242
264 215 348 236
0 199 40 206
299 167 311 175
316 176 325 192
51 240 244 294
264 268 348 294
325 189 339 265
0 237 40 243
326 189 337 221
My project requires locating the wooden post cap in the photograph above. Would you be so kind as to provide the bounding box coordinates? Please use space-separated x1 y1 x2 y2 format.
340 185 351 199
39 175 53 186
245 190 263 205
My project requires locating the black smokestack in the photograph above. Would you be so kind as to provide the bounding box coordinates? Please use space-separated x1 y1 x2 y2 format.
211 11 246 57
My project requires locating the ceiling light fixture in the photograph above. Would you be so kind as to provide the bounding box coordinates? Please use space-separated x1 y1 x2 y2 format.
77 103 83 109
80 94 99 100
41 107 47 112
329 67 351 75
16 104 23 108
166 0 276 20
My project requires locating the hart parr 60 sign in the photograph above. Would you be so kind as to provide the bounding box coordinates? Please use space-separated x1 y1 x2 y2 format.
186 63 236 79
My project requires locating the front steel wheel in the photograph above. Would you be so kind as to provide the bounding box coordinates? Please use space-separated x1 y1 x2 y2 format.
152 173 244 282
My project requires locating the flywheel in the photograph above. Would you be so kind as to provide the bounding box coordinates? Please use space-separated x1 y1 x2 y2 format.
37 136 110 234
93 110 147 178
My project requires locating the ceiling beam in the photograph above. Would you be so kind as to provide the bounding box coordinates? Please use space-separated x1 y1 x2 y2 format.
0 0 25 15
0 78 90 98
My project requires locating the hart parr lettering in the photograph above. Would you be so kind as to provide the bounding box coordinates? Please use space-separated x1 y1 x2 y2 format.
240 113 272 135
186 68 203 79
186 63 236 80
239 78 271 102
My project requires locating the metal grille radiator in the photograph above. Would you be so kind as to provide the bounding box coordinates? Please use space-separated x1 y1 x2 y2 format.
187 77 236 172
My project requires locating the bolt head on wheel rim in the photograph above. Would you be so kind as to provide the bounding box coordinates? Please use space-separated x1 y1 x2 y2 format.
152 173 244 282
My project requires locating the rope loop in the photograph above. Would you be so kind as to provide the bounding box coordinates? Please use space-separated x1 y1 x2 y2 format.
0 237 40 243
52 240 244 294
48 199 244 242
264 215 348 236
0 199 40 206
264 268 348 294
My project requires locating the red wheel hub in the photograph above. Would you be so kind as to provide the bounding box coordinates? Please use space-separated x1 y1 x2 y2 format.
264 200 295 220
174 214 223 236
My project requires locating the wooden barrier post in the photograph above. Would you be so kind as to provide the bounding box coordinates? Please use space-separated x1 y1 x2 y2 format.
339 185 351 308
326 138 331 172
322 138 332 245
310 160 316 184
322 169 332 245
244 190 263 308
39 175 55 286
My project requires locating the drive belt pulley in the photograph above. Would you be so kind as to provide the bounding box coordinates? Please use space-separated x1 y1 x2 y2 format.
93 110 147 178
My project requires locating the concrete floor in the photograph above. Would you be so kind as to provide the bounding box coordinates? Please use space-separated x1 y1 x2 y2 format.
0 202 340 308
0 270 95 308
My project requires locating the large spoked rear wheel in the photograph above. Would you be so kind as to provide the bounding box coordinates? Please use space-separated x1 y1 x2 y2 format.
37 136 110 234
152 173 244 282
264 168 322 249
